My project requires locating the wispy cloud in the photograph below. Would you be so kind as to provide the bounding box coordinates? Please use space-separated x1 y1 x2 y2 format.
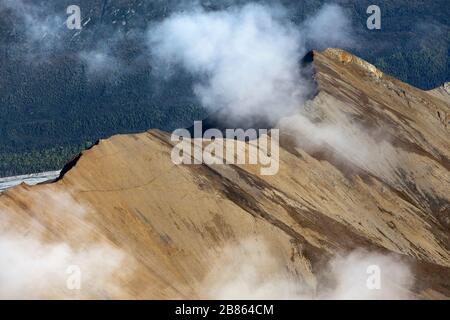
147 3 356 126
0 189 134 299
200 238 413 299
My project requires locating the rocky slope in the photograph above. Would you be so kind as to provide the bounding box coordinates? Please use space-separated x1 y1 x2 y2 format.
0 49 449 299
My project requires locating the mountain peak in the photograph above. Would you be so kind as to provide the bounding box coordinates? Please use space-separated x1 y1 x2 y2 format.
319 48 384 79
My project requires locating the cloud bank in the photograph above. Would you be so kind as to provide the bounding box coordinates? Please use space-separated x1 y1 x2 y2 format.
147 3 355 126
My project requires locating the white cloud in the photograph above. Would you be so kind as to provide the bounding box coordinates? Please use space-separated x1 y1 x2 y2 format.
200 238 414 300
0 190 133 299
147 3 355 125
302 4 356 50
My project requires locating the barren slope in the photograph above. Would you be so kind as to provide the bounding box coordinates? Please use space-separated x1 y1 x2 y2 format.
0 49 449 299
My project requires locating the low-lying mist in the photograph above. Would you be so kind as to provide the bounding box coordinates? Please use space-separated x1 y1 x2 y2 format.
200 238 414 300
0 189 134 299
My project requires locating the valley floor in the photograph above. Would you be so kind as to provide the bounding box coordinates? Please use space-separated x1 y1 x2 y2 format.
0 171 61 193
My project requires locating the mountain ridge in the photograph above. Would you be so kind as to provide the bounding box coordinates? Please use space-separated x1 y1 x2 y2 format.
0 48 449 299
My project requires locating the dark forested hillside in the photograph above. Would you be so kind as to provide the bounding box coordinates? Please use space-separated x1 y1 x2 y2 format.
0 0 449 177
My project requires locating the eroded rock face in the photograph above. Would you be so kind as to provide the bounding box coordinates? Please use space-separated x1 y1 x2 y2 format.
321 48 384 79
0 49 449 299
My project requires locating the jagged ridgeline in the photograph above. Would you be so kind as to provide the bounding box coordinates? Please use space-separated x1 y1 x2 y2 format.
0 0 449 177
